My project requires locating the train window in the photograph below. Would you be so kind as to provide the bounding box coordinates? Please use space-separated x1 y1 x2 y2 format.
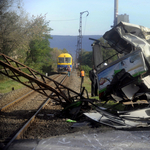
59 58 64 63
65 58 71 63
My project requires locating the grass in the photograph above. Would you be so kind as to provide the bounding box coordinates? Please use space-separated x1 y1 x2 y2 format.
0 77 27 93
82 75 91 93
1 70 90 94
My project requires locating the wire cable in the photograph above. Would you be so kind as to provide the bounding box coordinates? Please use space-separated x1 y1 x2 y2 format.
50 16 87 22
83 16 88 35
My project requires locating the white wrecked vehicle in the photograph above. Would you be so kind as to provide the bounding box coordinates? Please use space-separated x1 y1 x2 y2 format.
85 22 150 129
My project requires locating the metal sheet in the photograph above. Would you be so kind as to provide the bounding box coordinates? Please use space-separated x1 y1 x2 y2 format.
121 84 140 100
119 108 150 119
142 76 150 88
97 50 146 96
103 21 150 65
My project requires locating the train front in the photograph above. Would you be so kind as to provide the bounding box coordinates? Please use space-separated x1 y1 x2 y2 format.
57 53 72 73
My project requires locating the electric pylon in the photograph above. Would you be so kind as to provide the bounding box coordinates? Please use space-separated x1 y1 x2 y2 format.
76 11 89 67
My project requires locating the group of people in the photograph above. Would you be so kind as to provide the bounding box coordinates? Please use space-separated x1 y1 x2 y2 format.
67 65 85 90
80 68 98 97
67 65 98 97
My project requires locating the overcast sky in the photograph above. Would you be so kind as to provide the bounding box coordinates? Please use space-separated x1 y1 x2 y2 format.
22 0 150 35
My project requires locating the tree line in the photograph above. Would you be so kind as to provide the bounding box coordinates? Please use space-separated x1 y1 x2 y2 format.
0 0 69 77
77 37 117 73
0 0 117 78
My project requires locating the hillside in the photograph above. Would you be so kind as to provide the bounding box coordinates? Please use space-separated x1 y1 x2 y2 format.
49 35 102 58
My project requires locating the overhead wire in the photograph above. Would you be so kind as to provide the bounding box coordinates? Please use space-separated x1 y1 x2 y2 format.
83 15 88 35
50 16 87 22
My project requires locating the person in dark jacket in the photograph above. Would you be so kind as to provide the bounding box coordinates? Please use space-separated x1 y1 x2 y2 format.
89 68 98 97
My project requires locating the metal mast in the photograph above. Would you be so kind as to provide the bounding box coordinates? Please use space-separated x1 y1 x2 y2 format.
76 11 89 66
114 0 118 27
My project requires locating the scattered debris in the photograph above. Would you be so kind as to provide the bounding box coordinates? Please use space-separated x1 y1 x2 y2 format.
46 114 55 117
37 114 44 117
83 22 150 129
71 122 90 128
66 119 77 123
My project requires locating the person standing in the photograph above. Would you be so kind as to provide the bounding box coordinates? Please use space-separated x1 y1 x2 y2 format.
80 69 85 88
89 68 98 97
67 65 71 77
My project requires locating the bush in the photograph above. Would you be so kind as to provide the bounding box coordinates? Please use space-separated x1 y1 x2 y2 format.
79 65 92 75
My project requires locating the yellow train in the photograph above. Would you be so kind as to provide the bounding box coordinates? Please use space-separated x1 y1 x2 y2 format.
57 53 73 73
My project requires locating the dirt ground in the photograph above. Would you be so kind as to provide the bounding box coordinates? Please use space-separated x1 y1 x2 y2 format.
0 69 109 140
23 69 104 139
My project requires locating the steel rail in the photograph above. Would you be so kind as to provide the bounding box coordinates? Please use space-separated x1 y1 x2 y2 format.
0 74 61 112
3 74 68 150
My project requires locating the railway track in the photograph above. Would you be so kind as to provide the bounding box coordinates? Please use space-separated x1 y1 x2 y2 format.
0 74 61 112
0 74 68 150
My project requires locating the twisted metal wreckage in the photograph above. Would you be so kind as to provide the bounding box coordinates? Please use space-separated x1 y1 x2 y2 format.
86 21 150 129
1 22 150 129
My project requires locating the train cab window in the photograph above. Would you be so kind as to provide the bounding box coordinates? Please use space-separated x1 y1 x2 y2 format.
65 58 71 63
59 58 64 63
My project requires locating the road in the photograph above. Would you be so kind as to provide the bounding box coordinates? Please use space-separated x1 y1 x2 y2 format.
8 128 150 150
